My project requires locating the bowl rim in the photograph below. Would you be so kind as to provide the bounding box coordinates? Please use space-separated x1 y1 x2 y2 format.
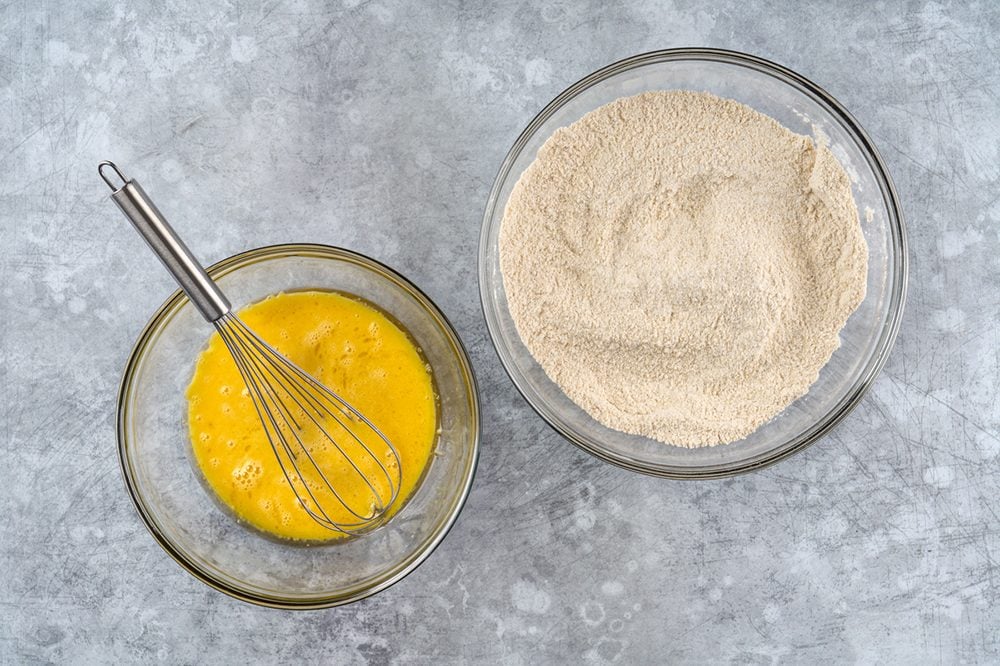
478 47 908 478
117 242 481 609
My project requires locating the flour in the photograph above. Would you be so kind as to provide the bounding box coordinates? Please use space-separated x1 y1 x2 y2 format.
499 90 868 447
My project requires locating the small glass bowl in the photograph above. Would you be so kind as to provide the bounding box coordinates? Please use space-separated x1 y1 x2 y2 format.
118 244 480 608
479 48 907 478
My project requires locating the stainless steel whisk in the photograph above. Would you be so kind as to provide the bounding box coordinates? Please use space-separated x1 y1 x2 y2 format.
100 161 401 534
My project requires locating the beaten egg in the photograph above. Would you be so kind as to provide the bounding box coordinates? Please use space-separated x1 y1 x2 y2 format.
186 290 437 541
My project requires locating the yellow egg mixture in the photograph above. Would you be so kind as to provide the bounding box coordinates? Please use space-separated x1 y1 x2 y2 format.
187 290 437 541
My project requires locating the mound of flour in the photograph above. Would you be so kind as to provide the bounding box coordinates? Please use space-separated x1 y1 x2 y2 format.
499 90 867 447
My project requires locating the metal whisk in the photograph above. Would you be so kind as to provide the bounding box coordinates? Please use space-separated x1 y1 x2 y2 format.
100 161 401 535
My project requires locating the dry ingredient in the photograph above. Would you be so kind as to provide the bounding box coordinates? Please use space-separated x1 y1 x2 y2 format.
499 90 867 447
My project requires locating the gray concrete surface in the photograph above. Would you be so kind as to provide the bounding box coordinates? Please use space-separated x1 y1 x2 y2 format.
2 1 999 663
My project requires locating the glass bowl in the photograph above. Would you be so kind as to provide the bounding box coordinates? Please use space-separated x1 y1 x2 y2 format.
118 244 480 608
479 48 907 478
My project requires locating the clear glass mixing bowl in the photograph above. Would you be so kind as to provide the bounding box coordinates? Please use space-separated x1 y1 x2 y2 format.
118 244 480 608
479 48 907 478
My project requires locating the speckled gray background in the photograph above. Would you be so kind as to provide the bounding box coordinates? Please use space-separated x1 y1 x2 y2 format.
2 1 998 663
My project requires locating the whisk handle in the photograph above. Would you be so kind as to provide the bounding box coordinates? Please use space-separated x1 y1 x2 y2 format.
99 161 231 322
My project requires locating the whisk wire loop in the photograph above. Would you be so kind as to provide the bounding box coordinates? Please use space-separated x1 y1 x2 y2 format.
218 326 345 531
227 315 402 508
219 319 381 522
225 315 398 509
215 313 403 534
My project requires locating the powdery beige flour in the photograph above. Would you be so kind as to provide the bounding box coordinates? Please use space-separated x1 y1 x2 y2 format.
499 90 868 447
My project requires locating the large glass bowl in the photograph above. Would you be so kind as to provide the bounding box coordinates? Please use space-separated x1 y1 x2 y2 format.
479 48 907 478
118 244 480 608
